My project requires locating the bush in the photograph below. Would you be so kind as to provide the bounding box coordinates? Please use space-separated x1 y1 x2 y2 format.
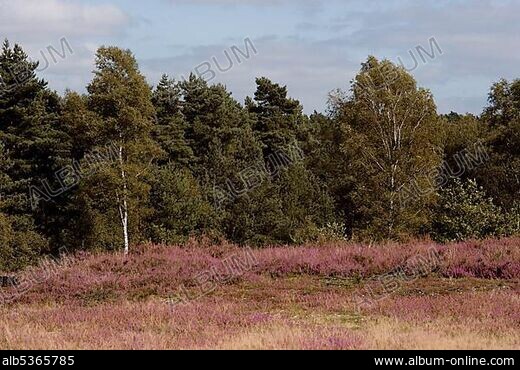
507 202 520 235
432 179 511 242
0 213 47 272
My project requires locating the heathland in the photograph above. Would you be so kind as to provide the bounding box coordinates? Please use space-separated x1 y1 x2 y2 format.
1 237 518 350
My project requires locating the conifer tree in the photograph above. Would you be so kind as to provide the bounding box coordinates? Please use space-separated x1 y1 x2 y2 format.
246 78 337 243
0 40 64 266
306 112 357 235
178 75 275 243
152 75 193 167
247 77 303 158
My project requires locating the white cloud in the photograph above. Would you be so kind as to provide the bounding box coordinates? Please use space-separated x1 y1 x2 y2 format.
140 36 358 113
0 0 131 95
1 0 518 115
0 0 129 39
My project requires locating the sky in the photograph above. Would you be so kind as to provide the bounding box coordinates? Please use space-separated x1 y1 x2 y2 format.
0 0 519 115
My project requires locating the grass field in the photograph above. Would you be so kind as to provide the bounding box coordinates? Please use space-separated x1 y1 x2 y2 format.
0 238 518 350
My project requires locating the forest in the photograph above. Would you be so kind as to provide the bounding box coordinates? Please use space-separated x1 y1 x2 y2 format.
0 40 519 271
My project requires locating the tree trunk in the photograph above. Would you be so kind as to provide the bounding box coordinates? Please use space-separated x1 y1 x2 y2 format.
118 143 130 255
121 196 129 255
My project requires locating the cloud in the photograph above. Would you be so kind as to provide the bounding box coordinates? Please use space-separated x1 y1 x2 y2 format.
2 0 518 115
167 0 319 5
304 0 520 113
0 0 131 96
160 0 520 114
165 0 325 14
140 36 358 113
0 0 129 39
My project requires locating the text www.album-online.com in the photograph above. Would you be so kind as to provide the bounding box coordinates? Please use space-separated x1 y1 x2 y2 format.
374 356 515 366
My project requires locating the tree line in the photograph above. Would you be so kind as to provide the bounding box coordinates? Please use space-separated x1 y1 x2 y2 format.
0 42 518 270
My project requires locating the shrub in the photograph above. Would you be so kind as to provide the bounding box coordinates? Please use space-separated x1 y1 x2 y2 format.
506 202 520 235
432 179 510 242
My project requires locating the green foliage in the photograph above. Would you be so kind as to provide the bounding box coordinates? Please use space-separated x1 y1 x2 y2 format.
432 179 511 242
305 111 356 234
241 78 337 244
73 47 162 251
509 202 520 235
475 123 520 208
275 164 337 243
247 77 303 157
0 142 40 270
148 164 215 244
0 40 59 269
0 212 47 272
332 57 443 240
440 113 485 173
476 81 520 208
482 79 520 127
1 38 520 271
152 75 194 167
0 142 47 270
180 75 262 182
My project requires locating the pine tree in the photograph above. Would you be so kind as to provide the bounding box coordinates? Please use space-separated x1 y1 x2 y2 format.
0 141 17 270
246 78 337 243
148 164 215 244
247 77 303 158
0 40 66 266
180 74 262 182
152 75 193 167
306 112 357 235
0 141 47 271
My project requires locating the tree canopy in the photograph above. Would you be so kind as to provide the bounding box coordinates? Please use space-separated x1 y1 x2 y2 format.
0 43 518 270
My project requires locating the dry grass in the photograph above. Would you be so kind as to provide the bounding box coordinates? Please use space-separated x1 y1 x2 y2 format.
1 277 518 349
363 317 519 350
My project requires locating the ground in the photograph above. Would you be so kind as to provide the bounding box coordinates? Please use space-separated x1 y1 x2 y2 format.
0 238 518 349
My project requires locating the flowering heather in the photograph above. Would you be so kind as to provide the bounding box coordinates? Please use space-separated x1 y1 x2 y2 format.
2 237 517 306
438 238 520 279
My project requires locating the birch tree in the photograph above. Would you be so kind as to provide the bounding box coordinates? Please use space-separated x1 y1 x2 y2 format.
83 47 161 254
338 57 442 239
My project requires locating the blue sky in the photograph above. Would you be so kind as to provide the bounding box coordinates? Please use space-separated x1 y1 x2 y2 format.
1 0 519 114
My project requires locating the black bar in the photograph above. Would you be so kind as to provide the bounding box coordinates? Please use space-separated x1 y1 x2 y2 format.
0 351 518 369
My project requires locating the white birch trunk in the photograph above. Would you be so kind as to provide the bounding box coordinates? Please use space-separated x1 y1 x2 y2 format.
121 196 129 255
118 143 129 255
